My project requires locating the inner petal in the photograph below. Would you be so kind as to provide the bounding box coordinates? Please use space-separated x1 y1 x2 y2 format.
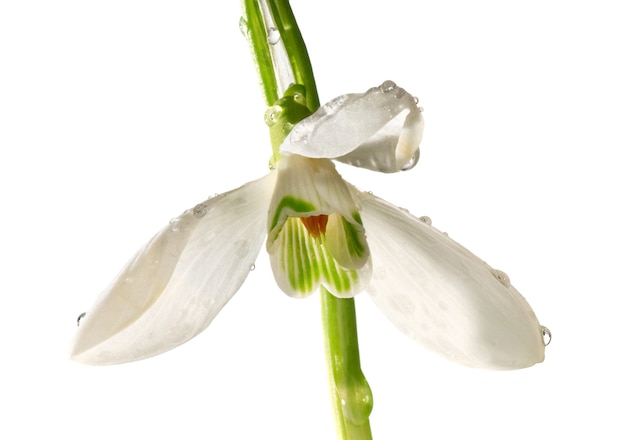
266 155 372 298
269 216 371 299
325 212 369 270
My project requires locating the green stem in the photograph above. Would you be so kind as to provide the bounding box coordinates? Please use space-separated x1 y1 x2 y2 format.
266 0 319 110
241 0 319 110
241 2 374 438
321 287 374 440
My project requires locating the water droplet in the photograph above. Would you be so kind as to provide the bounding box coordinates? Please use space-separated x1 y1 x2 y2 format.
401 150 420 171
413 95 420 104
267 27 280 45
491 269 511 287
238 17 249 37
380 80 397 93
264 105 282 126
268 162 276 171
292 92 306 106
193 203 208 218
418 216 432 225
336 372 373 424
418 106 424 112
77 312 86 326
366 191 373 195
541 326 552 346
249 263 256 271
168 217 181 232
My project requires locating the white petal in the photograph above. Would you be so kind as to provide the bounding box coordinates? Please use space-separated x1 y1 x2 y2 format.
71 173 276 365
280 81 424 172
358 191 546 370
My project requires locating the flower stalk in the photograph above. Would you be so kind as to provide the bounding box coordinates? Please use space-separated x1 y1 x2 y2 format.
242 1 373 438
321 287 373 439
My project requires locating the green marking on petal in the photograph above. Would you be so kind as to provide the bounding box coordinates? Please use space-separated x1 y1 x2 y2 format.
342 217 367 259
270 215 366 297
270 196 317 231
325 213 370 271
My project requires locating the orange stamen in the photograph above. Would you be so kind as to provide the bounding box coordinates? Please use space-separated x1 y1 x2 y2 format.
300 215 328 239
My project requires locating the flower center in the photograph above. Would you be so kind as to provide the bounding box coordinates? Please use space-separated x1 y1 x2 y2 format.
300 214 328 239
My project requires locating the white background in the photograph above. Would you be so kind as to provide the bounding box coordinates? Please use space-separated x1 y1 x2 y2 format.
2 1 625 438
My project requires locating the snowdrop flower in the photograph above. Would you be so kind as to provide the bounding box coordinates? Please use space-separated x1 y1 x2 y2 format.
71 80 547 370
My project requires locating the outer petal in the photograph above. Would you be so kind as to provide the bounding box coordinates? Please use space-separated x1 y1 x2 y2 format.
357 190 546 370
71 173 276 365
280 81 424 173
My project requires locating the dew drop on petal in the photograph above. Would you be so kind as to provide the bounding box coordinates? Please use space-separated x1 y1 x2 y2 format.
169 217 181 232
193 203 208 218
413 95 420 104
380 80 397 93
491 269 511 287
541 326 552 346
418 216 432 225
401 150 420 171
267 27 280 45
249 263 256 271
76 312 86 326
